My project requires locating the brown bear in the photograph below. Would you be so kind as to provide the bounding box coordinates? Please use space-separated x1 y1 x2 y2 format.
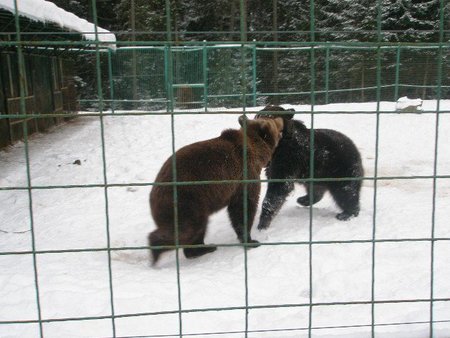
149 115 284 265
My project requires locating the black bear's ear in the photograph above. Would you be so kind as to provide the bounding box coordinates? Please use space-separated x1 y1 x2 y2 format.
284 108 295 120
238 114 248 127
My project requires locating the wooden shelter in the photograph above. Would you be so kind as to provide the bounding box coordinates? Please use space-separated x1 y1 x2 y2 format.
0 0 115 148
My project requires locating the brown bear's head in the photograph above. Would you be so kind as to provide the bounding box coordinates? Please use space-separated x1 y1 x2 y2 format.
238 114 284 151
254 105 295 137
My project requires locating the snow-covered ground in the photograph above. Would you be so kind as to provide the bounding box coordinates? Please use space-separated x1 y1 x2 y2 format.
0 101 449 338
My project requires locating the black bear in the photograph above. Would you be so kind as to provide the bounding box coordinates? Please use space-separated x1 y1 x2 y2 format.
255 105 364 230
149 115 284 264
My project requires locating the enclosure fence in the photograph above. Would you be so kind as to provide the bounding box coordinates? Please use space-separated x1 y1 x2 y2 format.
1 0 450 337
93 44 450 113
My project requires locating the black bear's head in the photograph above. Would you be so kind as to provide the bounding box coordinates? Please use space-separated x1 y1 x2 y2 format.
254 105 295 120
254 105 295 137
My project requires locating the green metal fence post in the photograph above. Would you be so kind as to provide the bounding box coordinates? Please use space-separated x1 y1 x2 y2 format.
203 40 208 111
91 0 116 336
238 1 250 336
308 1 316 337
371 1 383 337
325 45 330 104
164 0 183 336
252 40 257 106
164 46 170 112
12 0 44 336
107 48 115 113
394 45 401 101
430 1 445 336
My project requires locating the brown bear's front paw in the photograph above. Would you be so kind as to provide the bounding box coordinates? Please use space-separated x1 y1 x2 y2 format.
245 239 260 249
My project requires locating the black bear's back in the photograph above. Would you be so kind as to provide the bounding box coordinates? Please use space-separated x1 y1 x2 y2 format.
266 120 363 181
313 128 363 179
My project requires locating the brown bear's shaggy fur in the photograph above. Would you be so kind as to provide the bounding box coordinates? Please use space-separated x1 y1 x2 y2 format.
149 115 284 264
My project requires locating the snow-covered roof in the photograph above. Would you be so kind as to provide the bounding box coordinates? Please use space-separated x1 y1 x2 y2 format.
0 0 116 45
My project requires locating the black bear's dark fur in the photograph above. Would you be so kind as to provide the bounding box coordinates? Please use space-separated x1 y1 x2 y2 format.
255 105 364 230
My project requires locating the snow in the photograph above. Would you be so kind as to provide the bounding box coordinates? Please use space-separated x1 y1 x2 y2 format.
395 96 423 112
0 101 449 337
0 0 116 44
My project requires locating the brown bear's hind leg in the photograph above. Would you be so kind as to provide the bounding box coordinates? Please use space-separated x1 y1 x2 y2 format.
149 229 174 265
183 225 217 259
184 245 217 259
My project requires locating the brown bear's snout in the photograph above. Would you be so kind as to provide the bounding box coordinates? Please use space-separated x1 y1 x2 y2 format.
262 118 284 148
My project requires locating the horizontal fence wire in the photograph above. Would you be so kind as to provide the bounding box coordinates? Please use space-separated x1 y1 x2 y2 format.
2 298 450 324
3 40 450 46
4 320 450 338
1 237 450 257
111 319 450 338
2 175 450 193
3 109 450 120
1 0 449 337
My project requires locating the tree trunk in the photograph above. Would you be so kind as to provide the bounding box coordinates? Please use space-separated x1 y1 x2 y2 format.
422 54 430 99
272 0 279 104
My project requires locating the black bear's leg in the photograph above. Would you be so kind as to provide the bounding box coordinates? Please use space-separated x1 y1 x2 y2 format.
257 181 294 230
297 184 326 206
183 225 217 259
329 181 361 221
227 184 260 247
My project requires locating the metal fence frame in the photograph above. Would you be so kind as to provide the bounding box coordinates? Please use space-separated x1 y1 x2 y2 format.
77 43 450 112
1 0 449 337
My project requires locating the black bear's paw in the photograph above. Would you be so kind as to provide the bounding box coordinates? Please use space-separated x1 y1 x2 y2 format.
336 208 359 221
297 195 311 206
184 246 217 259
336 212 355 221
257 220 270 231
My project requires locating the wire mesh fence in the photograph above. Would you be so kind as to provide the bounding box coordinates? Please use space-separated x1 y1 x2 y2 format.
1 0 450 337
100 44 450 112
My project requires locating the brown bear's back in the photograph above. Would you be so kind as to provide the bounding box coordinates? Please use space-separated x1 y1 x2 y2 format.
150 131 246 228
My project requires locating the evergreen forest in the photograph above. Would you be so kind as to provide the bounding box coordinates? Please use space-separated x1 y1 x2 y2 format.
49 0 450 108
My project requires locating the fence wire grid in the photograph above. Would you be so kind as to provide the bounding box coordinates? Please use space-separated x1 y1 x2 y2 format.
1 0 450 337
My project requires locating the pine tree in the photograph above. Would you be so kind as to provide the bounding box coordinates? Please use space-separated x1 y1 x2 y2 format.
381 0 441 99
175 0 240 41
382 0 440 42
